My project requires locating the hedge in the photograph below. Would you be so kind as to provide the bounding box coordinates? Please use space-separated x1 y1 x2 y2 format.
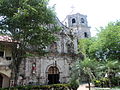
0 84 72 90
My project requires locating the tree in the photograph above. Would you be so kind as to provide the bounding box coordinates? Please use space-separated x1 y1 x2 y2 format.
78 37 96 58
71 21 120 88
69 61 80 90
69 38 98 90
89 21 120 60
88 21 120 87
70 58 99 90
97 60 120 87
0 0 59 51
0 0 59 85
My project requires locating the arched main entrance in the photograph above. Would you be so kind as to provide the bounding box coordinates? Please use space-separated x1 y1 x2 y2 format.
48 66 60 84
0 74 3 88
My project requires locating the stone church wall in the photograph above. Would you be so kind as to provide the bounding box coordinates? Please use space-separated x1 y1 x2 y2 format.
18 12 91 85
19 55 72 85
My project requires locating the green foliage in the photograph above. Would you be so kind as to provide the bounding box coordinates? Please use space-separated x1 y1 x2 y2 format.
79 58 99 82
70 58 99 90
74 20 120 88
71 58 100 90
89 21 120 60
93 78 109 87
93 79 101 87
97 60 120 77
1 84 71 90
0 0 60 85
110 77 120 86
80 58 98 71
69 61 80 90
69 77 79 90
93 77 120 88
78 37 96 58
105 60 120 72
93 60 120 87
0 0 59 53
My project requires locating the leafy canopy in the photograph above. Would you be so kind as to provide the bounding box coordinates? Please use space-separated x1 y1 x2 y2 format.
78 37 96 58
0 0 59 53
89 21 120 60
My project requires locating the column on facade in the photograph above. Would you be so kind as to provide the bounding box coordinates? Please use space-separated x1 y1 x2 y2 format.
73 37 78 54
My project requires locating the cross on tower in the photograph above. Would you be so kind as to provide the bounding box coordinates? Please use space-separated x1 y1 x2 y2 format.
70 5 75 13
71 5 75 10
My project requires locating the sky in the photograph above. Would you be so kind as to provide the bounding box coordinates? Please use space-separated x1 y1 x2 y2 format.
49 0 120 36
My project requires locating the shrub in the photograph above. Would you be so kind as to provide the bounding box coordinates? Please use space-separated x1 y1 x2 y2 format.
0 84 72 90
93 80 101 87
110 77 120 86
69 79 79 90
93 78 109 87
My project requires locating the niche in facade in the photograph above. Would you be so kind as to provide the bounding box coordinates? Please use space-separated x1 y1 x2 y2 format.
50 42 57 53
66 42 74 54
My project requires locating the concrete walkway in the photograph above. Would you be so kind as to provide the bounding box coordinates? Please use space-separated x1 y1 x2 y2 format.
77 83 94 90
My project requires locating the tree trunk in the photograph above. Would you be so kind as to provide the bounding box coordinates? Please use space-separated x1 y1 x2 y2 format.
11 43 24 86
88 76 91 90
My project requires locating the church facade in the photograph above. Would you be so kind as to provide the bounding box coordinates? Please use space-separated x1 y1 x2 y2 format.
0 13 91 88
0 36 14 88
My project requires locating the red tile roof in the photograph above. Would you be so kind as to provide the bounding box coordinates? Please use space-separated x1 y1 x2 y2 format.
0 35 13 42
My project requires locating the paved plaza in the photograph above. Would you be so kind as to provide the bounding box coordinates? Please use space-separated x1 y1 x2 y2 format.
77 83 94 90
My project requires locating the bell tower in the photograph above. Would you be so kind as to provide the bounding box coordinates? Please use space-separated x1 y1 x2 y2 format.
68 13 88 27
67 13 91 39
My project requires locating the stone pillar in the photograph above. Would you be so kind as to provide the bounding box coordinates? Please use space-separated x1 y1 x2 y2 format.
73 38 78 54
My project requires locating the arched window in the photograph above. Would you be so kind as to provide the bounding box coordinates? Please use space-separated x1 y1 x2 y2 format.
81 18 85 23
72 18 76 23
84 32 88 38
48 66 59 74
